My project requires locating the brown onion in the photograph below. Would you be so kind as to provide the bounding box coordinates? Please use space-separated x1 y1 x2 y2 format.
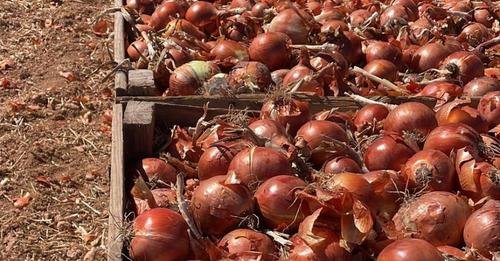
393 191 472 246
364 41 403 65
377 238 444 261
282 58 325 96
353 104 390 132
191 175 254 236
463 76 500 96
383 102 437 137
411 43 450 72
435 100 488 133
402 149 455 192
364 135 415 171
149 2 185 30
127 40 148 62
168 60 220 95
363 59 399 82
184 1 218 34
417 81 463 104
463 200 500 258
249 32 292 71
268 8 313 44
210 39 249 63
197 142 249 180
440 51 484 85
323 156 362 175
134 188 177 215
255 175 308 231
164 19 206 40
424 123 483 156
477 91 500 128
139 158 177 185
458 22 492 47
227 147 293 190
218 229 277 260
260 98 311 136
248 119 285 140
228 61 272 93
131 208 190 261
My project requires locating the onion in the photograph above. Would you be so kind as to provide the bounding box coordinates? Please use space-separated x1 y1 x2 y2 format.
377 239 444 261
260 97 311 136
353 104 390 132
349 9 372 28
227 61 272 93
164 19 206 40
249 32 292 71
477 91 500 128
338 31 363 65
198 142 249 180
218 229 277 260
383 102 437 137
363 59 399 82
436 245 469 260
268 8 314 44
380 5 414 28
402 149 455 192
229 0 255 10
227 147 293 190
191 175 254 236
210 39 249 63
364 170 406 222
463 199 500 259
423 123 483 156
458 22 492 47
168 60 220 95
393 191 472 246
131 208 190 261
250 2 270 17
411 43 450 72
134 188 177 215
364 41 403 65
255 175 308 231
248 119 285 140
184 1 219 34
463 76 500 96
320 19 349 33
149 2 185 30
440 51 484 85
127 40 148 62
474 5 494 27
139 158 177 185
417 81 463 104
295 120 348 166
435 99 488 133
313 109 354 131
363 135 416 171
271 69 290 86
323 156 362 175
282 56 325 96
326 172 372 202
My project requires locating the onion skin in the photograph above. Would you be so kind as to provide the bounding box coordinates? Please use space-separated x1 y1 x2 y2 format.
127 40 148 62
268 8 312 44
463 200 500 259
402 149 455 192
218 229 277 260
458 22 492 47
353 104 389 132
435 101 488 133
323 157 362 175
393 191 472 246
249 32 292 71
260 98 311 136
134 188 177 215
255 175 308 231
228 61 272 93
377 238 444 261
168 61 220 96
463 77 500 96
227 147 293 190
149 2 185 31
417 81 462 103
184 1 218 34
383 102 437 137
140 158 177 185
477 91 500 128
210 39 249 63
441 51 485 85
131 208 190 261
364 41 402 65
248 119 285 140
411 43 450 72
363 59 399 82
436 246 468 260
364 135 415 171
423 123 482 156
197 143 246 180
191 175 254 236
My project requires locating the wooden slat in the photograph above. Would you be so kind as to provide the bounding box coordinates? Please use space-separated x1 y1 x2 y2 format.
114 0 127 96
127 69 158 96
123 101 156 160
108 103 125 261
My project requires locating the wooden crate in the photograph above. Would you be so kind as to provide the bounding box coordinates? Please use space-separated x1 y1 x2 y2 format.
107 94 442 260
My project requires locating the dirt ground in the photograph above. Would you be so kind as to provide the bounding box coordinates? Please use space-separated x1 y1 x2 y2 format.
0 0 115 260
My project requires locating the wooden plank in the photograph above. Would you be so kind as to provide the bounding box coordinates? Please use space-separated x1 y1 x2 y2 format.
123 101 156 160
127 69 158 96
114 0 127 96
108 103 125 261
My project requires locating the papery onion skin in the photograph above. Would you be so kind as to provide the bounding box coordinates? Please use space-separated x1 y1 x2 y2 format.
436 245 468 260
326 172 372 202
134 188 177 215
353 104 389 132
383 102 437 137
127 40 148 62
417 81 463 102
184 1 218 33
377 238 444 261
423 123 482 156
228 61 272 92
458 22 492 47
463 77 500 96
435 101 488 133
218 229 277 261
140 158 177 185
227 147 293 190
260 98 311 136
402 149 455 192
210 39 249 63
364 135 415 171
131 208 190 261
149 2 185 31
255 175 308 231
393 191 472 246
463 200 500 259
249 32 292 71
191 175 254 236
477 91 500 128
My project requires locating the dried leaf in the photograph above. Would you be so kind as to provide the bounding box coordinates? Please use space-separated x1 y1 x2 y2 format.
36 176 52 187
101 87 113 99
59 71 78 82
0 78 12 89
8 100 26 111
92 19 109 36
0 59 15 70
14 193 31 209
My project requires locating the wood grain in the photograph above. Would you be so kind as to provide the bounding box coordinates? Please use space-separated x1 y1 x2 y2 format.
114 0 127 96
123 101 156 160
127 69 157 96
